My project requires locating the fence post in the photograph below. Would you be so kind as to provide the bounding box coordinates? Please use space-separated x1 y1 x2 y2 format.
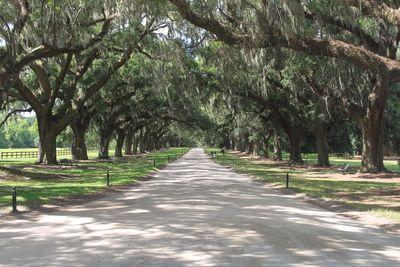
12 187 17 213
286 172 289 189
106 170 110 186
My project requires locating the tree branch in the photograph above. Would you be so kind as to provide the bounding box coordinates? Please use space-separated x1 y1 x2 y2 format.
13 77 44 113
30 62 52 99
12 0 29 36
49 52 73 110
169 0 400 82
0 107 33 127
13 14 115 72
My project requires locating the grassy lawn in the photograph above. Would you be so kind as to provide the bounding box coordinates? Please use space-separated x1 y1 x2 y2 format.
206 149 400 223
0 147 189 213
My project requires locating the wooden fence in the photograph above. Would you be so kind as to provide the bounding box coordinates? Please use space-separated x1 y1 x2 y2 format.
0 149 70 159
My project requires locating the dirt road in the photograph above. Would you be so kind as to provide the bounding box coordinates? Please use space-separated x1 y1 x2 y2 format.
0 148 399 266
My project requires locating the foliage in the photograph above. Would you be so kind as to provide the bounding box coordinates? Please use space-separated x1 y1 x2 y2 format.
0 115 37 148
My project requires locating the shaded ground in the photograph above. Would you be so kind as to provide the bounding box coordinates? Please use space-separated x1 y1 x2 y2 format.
0 148 399 266
212 151 400 233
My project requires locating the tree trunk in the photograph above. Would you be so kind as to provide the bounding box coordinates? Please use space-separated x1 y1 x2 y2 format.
314 125 330 167
289 130 303 163
242 133 249 153
37 114 58 164
263 130 273 159
359 76 388 172
70 117 89 160
230 138 235 150
124 128 133 155
146 134 154 152
139 129 146 153
115 129 125 158
132 133 139 154
344 74 388 172
273 129 283 161
98 127 112 159
246 141 255 155
144 132 151 152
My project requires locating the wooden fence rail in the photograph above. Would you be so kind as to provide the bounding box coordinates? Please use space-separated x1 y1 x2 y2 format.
0 149 70 159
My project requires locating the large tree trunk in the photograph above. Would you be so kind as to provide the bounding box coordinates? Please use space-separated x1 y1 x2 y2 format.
125 128 133 155
144 131 151 152
234 137 240 151
146 134 154 152
359 75 388 172
115 129 125 158
132 133 139 154
70 115 89 160
37 114 58 164
252 141 258 155
288 130 303 164
246 141 254 154
98 127 112 159
273 129 283 161
241 133 249 153
263 129 273 159
314 125 330 167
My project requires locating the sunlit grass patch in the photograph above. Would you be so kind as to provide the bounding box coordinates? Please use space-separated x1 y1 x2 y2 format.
368 209 400 222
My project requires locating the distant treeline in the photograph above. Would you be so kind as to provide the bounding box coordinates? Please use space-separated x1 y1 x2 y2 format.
0 116 38 148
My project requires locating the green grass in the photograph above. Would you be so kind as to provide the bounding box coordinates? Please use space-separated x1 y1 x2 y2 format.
206 148 400 223
301 153 400 172
368 209 400 222
0 147 189 212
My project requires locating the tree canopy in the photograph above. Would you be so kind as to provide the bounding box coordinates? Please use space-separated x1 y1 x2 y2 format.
1 0 400 173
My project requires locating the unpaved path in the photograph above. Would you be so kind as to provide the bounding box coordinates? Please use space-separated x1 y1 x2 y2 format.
0 148 399 266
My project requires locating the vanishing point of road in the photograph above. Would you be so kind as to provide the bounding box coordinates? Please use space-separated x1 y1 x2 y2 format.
0 148 399 266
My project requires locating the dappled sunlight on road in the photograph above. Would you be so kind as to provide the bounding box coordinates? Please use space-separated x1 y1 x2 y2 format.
0 148 399 266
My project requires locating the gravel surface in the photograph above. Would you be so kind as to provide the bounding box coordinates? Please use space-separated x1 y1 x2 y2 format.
0 148 399 266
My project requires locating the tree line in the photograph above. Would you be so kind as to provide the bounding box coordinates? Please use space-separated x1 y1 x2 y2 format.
1 1 400 173
168 0 400 173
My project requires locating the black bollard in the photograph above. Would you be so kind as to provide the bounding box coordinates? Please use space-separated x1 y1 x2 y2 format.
106 170 110 186
153 159 156 167
286 172 289 188
12 187 17 213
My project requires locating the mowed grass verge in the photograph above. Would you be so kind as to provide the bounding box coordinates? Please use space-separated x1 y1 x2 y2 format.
0 147 189 213
207 149 400 224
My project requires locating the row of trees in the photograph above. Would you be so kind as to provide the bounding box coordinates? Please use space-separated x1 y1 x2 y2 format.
1 1 400 173
166 0 400 172
0 0 211 163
